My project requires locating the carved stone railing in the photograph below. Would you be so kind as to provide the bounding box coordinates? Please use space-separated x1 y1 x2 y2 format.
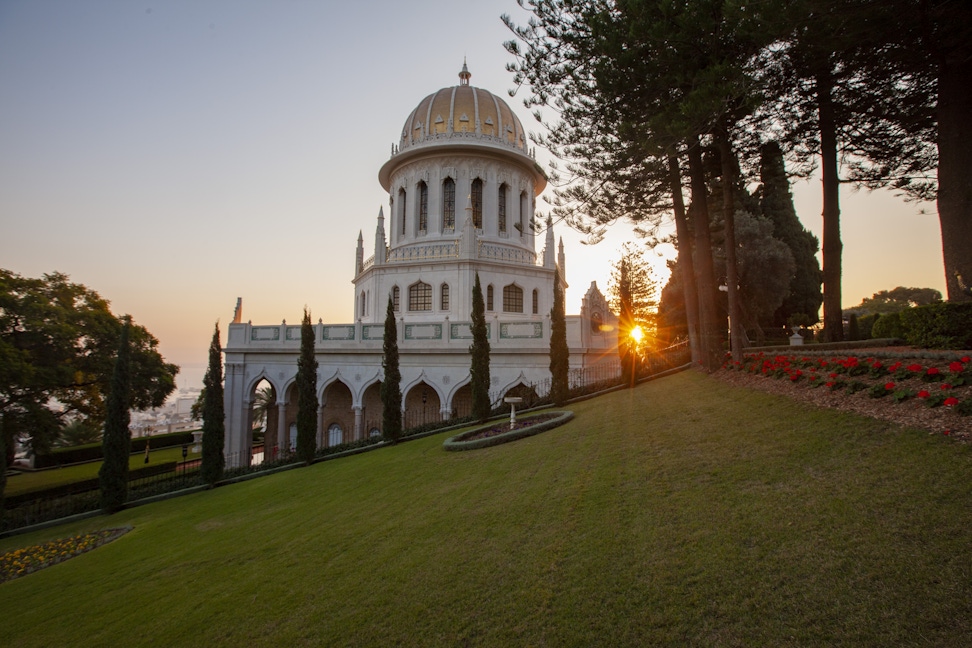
478 242 538 266
386 242 459 263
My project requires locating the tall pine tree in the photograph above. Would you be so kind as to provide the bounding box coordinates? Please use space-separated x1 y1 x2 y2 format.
549 270 569 405
201 322 225 485
295 308 318 464
380 297 402 442
469 273 491 421
99 318 131 513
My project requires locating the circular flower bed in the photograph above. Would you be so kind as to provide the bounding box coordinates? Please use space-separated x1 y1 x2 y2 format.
0 526 131 583
443 411 574 451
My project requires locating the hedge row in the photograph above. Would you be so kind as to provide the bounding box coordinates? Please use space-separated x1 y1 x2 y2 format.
869 302 972 350
35 431 196 469
4 461 178 509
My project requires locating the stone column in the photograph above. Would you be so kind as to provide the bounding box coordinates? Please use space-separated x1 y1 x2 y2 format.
242 400 253 467
353 406 364 441
277 401 287 454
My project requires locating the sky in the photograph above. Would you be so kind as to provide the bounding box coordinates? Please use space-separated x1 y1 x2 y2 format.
0 1 946 392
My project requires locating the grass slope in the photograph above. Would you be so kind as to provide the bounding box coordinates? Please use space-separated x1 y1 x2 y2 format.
1 371 971 646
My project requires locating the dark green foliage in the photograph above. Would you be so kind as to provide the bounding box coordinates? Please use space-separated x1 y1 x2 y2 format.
381 298 402 442
33 430 194 468
848 314 860 341
0 270 178 459
871 311 905 340
295 308 318 464
549 270 569 406
850 287 944 315
900 302 972 350
858 313 880 340
201 323 225 485
0 416 6 515
98 321 131 513
470 273 491 420
55 420 102 447
759 142 823 329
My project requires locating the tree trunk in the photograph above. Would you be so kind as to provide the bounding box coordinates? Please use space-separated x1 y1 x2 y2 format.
686 135 721 371
937 51 972 302
816 66 844 340
715 124 746 361
667 153 702 365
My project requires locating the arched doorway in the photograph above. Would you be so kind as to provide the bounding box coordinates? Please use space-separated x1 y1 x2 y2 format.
450 383 472 420
249 379 276 465
361 381 382 437
403 381 440 429
321 380 354 446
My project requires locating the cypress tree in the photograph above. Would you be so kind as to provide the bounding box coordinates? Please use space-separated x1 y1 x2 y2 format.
295 308 318 464
549 270 570 405
0 416 7 518
201 322 225 485
99 319 131 513
380 297 402 442
470 273 491 421
759 141 823 331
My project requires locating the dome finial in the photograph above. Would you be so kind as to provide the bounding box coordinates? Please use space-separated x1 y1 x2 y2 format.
459 58 471 86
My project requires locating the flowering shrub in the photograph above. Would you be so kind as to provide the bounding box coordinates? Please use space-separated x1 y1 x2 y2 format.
723 352 972 423
0 527 130 583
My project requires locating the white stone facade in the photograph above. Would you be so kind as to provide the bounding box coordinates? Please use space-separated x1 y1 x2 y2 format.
222 66 619 467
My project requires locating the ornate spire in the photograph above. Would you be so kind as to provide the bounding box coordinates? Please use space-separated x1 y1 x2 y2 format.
374 207 387 265
459 58 471 86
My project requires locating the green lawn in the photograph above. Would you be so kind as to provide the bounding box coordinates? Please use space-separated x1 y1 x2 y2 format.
1 370 971 646
5 446 202 497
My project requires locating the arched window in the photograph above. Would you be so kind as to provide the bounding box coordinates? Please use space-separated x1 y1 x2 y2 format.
392 286 400 312
503 284 523 313
442 177 456 230
360 291 366 317
408 281 432 312
328 423 343 447
417 181 428 232
591 311 603 333
498 184 508 234
486 284 494 311
532 289 539 315
519 191 528 237
440 283 450 310
471 178 483 229
398 188 407 236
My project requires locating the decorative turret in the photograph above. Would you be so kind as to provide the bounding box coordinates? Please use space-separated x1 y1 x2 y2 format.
355 230 364 275
558 237 566 281
543 215 556 269
459 59 471 86
374 207 387 265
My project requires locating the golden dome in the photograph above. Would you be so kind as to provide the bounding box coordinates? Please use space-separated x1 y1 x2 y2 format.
397 65 527 153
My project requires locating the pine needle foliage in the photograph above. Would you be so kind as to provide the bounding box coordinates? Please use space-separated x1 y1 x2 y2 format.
98 319 131 513
470 273 491 421
201 323 225 486
295 308 318 464
381 297 402 443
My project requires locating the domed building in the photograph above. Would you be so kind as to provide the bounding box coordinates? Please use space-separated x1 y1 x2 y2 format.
221 65 619 467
